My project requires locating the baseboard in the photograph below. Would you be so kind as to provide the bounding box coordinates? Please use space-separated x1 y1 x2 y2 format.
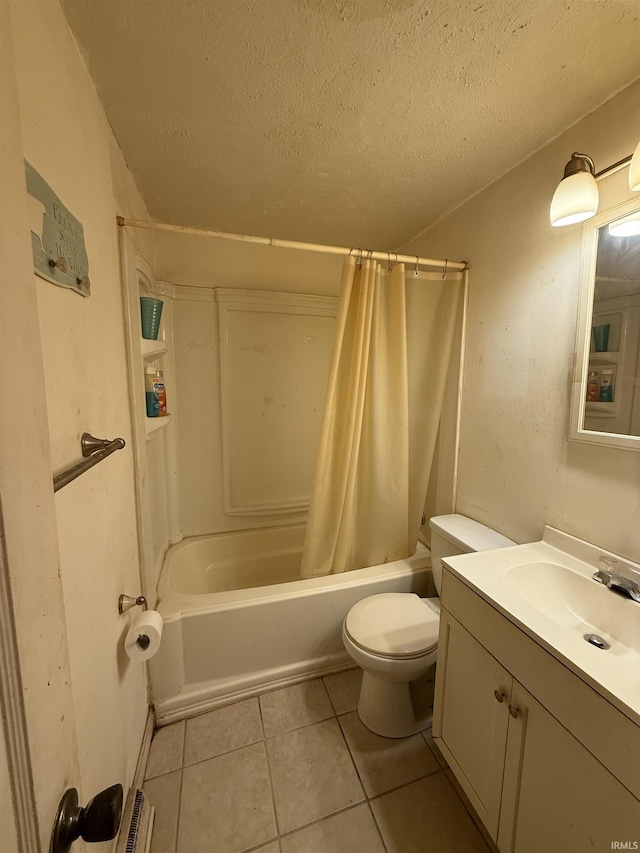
154 658 356 726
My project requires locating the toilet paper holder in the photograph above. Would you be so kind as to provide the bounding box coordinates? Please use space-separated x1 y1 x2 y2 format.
118 594 148 615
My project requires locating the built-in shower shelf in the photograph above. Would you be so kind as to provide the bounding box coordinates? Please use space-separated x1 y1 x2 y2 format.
141 338 168 360
145 414 172 437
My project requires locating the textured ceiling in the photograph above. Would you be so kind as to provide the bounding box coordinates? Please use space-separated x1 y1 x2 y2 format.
61 0 640 248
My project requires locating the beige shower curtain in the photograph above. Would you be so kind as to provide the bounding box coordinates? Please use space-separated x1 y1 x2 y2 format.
300 256 463 578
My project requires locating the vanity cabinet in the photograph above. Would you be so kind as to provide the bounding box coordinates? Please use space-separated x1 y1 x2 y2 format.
434 611 510 838
503 681 639 853
434 573 640 853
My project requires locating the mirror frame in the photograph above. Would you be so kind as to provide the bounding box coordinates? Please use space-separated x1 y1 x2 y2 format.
569 196 640 451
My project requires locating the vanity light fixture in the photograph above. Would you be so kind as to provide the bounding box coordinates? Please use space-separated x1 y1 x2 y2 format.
550 145 640 227
550 153 599 227
608 211 640 237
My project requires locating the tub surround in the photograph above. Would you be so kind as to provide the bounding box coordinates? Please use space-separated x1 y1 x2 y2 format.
171 279 337 540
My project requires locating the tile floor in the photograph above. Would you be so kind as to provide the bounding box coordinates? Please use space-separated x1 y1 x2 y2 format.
143 669 491 853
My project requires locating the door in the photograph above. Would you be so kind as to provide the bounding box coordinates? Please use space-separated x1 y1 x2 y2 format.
433 609 511 840
1 2 82 849
499 683 640 853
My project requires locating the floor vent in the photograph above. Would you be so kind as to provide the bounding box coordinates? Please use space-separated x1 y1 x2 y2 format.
115 788 155 853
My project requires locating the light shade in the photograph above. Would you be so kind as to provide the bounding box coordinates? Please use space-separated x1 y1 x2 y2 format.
550 154 599 227
608 212 640 237
630 140 640 192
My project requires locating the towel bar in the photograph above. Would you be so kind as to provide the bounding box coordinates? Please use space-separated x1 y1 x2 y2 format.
52 432 125 493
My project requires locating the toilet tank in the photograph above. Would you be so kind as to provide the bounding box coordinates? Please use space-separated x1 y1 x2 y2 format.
428 514 516 596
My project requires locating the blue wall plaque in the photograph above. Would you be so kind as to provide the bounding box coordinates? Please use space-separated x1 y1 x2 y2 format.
25 160 90 296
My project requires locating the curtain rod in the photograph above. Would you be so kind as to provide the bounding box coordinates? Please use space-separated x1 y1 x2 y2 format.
116 216 468 272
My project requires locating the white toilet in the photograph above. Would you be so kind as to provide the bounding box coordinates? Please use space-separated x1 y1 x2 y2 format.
342 513 515 738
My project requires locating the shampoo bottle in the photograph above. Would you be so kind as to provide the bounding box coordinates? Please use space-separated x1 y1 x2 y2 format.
598 368 615 402
154 370 167 415
145 366 160 417
586 370 600 402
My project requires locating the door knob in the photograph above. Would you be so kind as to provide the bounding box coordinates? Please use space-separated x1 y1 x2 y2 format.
494 689 506 703
50 784 123 853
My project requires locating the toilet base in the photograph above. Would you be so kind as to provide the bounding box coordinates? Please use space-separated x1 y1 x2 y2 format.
357 671 433 738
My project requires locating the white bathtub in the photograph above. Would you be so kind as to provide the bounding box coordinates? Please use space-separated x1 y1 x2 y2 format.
150 524 431 723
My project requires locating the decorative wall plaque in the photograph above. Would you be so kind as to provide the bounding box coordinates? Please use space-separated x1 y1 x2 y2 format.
25 160 90 296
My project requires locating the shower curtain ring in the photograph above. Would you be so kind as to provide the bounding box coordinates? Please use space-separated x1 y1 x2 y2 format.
442 259 448 279
414 256 419 277
387 252 392 272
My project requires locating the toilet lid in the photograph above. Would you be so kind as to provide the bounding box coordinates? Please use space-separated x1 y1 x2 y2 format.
345 593 439 659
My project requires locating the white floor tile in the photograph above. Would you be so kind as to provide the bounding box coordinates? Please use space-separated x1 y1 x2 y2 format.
339 711 440 797
266 718 364 833
143 770 180 853
145 722 185 780
371 773 490 852
184 697 262 765
422 727 448 768
178 742 277 853
280 804 384 853
260 679 334 738
323 669 362 715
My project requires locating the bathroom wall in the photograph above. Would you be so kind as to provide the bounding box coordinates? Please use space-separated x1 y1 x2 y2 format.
8 0 150 830
402 78 640 561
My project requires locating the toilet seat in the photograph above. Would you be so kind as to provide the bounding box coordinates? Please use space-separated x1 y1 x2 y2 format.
344 593 439 660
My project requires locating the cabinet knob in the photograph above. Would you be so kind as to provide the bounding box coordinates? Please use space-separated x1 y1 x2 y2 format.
494 689 506 703
508 704 521 718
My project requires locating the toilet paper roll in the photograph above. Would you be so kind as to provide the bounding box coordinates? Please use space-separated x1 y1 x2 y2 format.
125 610 163 662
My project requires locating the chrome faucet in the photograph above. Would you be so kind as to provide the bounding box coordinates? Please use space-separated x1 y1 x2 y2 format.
593 565 640 603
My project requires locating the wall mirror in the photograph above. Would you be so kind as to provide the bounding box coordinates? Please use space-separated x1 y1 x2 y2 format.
570 197 640 450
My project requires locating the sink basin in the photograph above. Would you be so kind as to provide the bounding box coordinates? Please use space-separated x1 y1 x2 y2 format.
505 561 640 653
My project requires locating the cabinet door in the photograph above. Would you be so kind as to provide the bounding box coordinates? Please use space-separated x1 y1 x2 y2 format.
499 682 640 853
434 610 512 839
